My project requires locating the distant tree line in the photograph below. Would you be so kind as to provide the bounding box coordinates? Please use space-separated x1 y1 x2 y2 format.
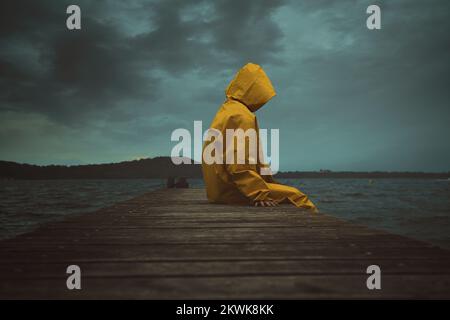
0 157 201 179
0 157 448 180
275 171 450 179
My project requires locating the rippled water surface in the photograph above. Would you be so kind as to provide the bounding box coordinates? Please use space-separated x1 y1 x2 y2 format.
1 178 449 248
0 179 166 239
281 178 450 249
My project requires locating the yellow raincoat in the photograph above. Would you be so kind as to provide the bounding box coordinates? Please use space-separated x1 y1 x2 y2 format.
202 63 317 211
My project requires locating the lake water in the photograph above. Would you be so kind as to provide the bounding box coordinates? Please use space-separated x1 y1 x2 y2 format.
1 178 449 248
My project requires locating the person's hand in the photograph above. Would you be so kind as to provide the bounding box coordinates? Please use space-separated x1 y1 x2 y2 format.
254 200 278 207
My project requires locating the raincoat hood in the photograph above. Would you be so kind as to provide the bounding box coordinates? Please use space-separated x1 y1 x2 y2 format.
225 63 276 112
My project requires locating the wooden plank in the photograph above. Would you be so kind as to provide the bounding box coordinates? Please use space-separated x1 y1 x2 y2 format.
1 245 448 265
2 259 450 279
2 275 450 299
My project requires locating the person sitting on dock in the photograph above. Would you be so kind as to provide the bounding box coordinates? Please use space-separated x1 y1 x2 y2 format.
202 63 317 211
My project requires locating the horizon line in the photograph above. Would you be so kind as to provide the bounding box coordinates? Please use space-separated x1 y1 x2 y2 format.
1 157 449 174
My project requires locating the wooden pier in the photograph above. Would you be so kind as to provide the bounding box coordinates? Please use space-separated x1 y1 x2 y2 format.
0 188 449 299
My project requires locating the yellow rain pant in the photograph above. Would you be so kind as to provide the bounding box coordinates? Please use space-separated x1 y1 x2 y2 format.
202 63 317 212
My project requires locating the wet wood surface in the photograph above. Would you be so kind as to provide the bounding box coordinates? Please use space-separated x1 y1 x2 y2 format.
0 188 449 299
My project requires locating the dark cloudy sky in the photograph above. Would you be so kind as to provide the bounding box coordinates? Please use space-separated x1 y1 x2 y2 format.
1 0 449 171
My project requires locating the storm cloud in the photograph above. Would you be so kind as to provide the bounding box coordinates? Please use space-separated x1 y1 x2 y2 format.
0 0 449 170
